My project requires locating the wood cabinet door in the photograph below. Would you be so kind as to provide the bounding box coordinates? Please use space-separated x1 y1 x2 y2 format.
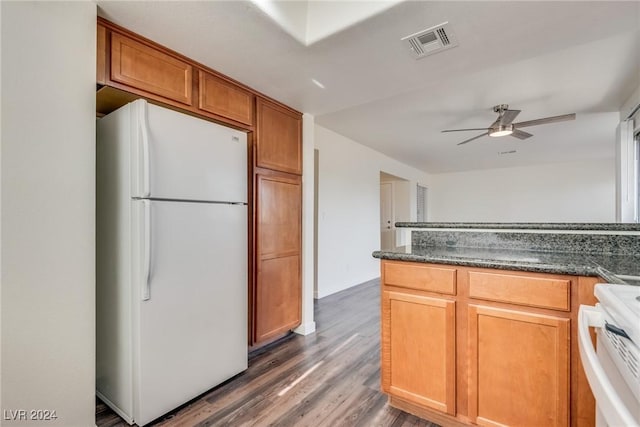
382 291 456 415
254 173 302 343
199 71 254 126
256 99 302 175
468 305 570 427
110 33 193 105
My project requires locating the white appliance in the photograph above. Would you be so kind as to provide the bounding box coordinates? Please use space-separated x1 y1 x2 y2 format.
578 284 640 427
96 99 248 426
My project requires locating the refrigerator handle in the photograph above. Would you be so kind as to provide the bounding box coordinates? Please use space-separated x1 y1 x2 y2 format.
142 200 152 301
139 101 151 198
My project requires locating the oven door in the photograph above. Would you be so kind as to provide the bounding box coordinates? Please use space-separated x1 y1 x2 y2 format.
578 305 640 427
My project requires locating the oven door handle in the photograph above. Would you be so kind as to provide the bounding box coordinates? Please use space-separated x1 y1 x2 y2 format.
578 305 640 427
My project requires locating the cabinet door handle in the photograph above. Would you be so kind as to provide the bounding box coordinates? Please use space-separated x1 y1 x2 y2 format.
142 200 151 301
138 100 151 198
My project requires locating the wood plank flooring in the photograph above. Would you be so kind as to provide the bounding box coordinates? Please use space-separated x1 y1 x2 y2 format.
96 279 439 427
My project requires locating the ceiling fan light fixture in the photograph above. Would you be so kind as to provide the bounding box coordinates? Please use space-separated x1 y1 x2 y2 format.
443 104 575 145
489 124 513 137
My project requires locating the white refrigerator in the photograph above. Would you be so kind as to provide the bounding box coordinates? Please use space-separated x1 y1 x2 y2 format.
96 99 248 426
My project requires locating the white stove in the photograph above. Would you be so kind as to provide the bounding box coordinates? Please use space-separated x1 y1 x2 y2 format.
579 284 640 427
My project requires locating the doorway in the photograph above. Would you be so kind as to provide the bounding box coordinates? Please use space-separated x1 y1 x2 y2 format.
380 172 410 250
380 182 394 250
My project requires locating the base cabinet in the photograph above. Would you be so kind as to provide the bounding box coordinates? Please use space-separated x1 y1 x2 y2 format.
468 305 569 427
380 260 596 427
382 291 456 415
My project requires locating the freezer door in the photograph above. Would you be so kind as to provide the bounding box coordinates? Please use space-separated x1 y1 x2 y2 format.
132 200 247 426
132 99 247 203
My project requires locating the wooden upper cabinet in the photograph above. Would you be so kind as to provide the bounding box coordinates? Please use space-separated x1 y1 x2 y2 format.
97 20 302 131
110 33 193 106
199 71 254 126
256 99 302 175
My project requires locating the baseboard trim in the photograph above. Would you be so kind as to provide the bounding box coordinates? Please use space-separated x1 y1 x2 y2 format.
389 396 469 427
294 321 316 336
96 390 134 425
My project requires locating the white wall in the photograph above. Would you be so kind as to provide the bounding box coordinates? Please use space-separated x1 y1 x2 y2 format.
620 84 640 121
428 160 616 222
616 84 640 222
314 125 430 298
1 2 96 426
294 114 316 335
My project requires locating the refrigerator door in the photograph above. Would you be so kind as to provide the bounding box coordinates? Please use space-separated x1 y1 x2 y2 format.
131 99 247 203
132 199 248 426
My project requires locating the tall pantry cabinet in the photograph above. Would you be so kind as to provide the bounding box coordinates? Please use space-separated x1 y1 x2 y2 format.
253 100 303 344
96 18 303 347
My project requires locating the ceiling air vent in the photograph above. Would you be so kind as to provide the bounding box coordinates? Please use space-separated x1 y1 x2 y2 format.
402 22 458 59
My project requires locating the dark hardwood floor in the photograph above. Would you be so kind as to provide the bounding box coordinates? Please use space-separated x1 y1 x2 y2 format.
96 279 439 427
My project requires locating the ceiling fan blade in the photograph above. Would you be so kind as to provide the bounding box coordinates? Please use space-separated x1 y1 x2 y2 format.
511 129 533 140
514 113 576 128
457 133 488 145
442 128 490 133
500 109 521 125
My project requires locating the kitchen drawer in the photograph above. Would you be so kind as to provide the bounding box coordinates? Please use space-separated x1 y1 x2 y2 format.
383 261 456 295
468 271 570 311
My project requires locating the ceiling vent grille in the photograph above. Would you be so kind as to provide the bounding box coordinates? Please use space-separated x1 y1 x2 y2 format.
401 22 458 59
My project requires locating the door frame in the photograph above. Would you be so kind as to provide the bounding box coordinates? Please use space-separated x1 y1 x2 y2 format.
380 181 395 250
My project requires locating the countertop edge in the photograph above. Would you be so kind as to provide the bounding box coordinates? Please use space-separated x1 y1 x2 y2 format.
395 222 640 231
372 250 629 283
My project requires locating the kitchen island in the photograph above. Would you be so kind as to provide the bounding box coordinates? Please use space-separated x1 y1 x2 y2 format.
372 223 640 427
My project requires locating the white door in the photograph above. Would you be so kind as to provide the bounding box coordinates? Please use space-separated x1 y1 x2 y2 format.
380 182 394 250
132 100 247 203
134 200 247 426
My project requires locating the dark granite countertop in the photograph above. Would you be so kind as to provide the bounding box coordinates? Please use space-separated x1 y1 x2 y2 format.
395 222 640 231
372 246 640 284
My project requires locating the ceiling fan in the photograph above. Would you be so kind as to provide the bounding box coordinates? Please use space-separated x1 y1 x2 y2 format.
442 104 576 145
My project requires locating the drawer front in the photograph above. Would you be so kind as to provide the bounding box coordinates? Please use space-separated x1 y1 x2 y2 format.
111 33 193 105
384 261 456 295
468 271 570 311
